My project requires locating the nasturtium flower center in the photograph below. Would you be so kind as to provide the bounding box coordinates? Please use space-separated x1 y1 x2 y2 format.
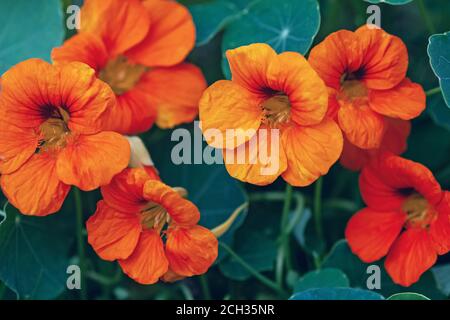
337 80 369 106
99 55 147 95
261 93 291 127
38 107 70 152
402 193 437 229
140 187 188 232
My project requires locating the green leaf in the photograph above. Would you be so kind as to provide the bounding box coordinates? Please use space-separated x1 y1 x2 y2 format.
290 288 384 300
428 94 450 131
146 124 248 260
189 0 240 46
219 230 277 281
322 240 444 299
293 268 350 293
364 0 413 5
387 292 430 300
432 264 450 297
0 0 64 74
428 31 450 108
221 0 321 78
0 204 74 299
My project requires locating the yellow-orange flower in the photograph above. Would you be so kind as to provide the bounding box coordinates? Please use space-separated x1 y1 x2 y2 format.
199 43 343 186
0 59 130 216
309 26 425 169
52 0 206 134
87 167 218 284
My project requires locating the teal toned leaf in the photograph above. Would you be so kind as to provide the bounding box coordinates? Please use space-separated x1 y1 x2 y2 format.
221 0 321 78
387 292 430 300
0 205 74 299
219 230 277 281
432 264 450 297
0 0 64 74
364 0 413 5
322 240 444 299
428 94 450 131
147 124 248 260
189 0 240 46
290 288 384 300
293 268 350 293
428 32 450 108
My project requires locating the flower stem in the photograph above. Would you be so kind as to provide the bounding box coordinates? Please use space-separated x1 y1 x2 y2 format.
74 188 87 300
275 183 293 287
200 274 212 300
426 87 441 97
219 242 288 298
417 0 436 34
314 177 324 240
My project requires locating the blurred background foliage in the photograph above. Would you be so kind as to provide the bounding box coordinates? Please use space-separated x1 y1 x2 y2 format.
0 0 449 300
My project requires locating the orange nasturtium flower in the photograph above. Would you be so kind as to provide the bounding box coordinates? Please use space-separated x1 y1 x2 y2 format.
199 43 343 186
345 153 450 286
87 167 218 284
52 0 206 134
0 59 130 215
308 25 425 170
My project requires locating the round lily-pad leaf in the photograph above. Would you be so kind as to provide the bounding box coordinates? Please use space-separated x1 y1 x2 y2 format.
0 204 74 299
0 0 64 74
387 292 430 300
428 32 450 108
293 268 350 293
364 0 413 5
290 287 384 300
221 0 321 78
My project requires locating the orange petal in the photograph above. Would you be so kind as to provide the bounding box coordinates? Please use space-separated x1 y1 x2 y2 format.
81 0 150 56
161 268 186 283
52 33 109 72
309 30 363 90
338 100 386 149
118 229 168 285
281 118 343 187
385 228 437 287
55 62 115 134
199 80 262 149
0 152 70 216
266 52 328 126
0 121 38 174
137 64 206 129
340 119 411 171
356 25 408 90
226 43 277 94
165 226 218 277
430 192 450 255
86 201 142 261
125 0 195 67
143 180 200 226
345 208 406 262
369 78 426 120
224 125 287 186
56 132 130 191
101 167 153 213
0 59 55 128
102 82 157 134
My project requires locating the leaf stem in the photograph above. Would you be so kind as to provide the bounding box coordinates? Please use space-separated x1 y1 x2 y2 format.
314 177 324 242
417 0 436 34
275 183 293 287
199 274 212 300
219 242 288 298
426 87 441 97
74 188 87 300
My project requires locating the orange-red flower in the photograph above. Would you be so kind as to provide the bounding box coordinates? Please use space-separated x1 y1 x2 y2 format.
345 153 450 286
309 26 425 169
86 167 218 284
52 0 206 134
199 43 343 186
0 59 130 216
